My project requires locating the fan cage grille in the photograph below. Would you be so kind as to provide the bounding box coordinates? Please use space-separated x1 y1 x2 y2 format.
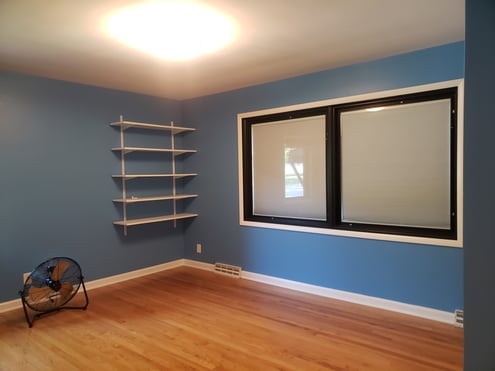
22 257 83 312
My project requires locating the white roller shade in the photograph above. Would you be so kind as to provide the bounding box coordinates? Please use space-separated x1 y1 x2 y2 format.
340 99 452 229
251 115 326 220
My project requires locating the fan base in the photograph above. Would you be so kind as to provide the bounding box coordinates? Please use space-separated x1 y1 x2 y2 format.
19 279 89 328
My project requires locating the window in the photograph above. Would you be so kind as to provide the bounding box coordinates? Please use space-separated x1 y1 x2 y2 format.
238 81 463 246
332 88 457 239
285 145 305 198
243 108 328 225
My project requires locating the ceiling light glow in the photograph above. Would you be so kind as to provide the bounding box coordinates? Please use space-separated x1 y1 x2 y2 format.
106 1 237 61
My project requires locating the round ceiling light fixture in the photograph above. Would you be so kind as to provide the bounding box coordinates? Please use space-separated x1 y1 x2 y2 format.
106 1 237 61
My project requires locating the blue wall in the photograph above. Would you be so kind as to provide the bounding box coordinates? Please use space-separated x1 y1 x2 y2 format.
183 42 465 312
0 72 188 302
0 42 465 314
464 0 495 368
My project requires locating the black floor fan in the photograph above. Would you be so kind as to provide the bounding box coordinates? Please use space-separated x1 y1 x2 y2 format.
19 257 89 327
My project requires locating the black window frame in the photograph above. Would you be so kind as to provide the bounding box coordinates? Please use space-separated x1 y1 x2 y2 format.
241 87 458 241
242 106 331 228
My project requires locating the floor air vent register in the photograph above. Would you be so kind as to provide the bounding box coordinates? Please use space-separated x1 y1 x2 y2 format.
454 309 464 327
214 263 242 278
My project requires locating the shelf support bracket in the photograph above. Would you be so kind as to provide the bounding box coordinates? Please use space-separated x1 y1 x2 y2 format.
119 115 128 236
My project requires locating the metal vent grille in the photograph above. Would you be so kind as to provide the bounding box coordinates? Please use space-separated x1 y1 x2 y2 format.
214 263 241 278
454 309 464 327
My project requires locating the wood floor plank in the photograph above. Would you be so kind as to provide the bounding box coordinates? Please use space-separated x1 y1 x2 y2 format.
0 267 463 370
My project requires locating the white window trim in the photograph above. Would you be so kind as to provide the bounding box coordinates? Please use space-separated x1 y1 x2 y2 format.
237 79 464 248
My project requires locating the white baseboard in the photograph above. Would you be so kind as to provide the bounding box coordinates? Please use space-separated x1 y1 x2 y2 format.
183 259 213 271
1 258 456 325
240 269 455 325
184 260 456 325
0 259 185 314
83 259 184 291
0 299 21 314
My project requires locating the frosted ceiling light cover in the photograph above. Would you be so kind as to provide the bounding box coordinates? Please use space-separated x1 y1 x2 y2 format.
106 1 237 61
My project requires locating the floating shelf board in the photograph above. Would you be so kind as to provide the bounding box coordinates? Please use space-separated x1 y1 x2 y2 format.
113 194 198 203
113 213 198 227
112 173 197 180
111 121 195 134
112 147 196 155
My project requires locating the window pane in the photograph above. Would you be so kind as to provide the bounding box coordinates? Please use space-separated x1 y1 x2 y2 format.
251 115 326 220
285 146 304 198
340 99 452 229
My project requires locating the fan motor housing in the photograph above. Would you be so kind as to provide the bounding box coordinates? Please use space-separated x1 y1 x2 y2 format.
46 278 61 292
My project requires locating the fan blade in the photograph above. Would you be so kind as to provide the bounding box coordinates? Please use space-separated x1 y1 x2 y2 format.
27 286 53 303
59 282 74 300
52 282 74 307
50 260 71 281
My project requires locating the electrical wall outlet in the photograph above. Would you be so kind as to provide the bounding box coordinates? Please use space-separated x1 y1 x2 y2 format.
196 243 202 254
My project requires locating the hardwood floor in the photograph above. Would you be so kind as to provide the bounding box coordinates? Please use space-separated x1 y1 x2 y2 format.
0 266 463 370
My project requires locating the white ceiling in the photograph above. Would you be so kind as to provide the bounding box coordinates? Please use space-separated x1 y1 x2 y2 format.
0 0 464 100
